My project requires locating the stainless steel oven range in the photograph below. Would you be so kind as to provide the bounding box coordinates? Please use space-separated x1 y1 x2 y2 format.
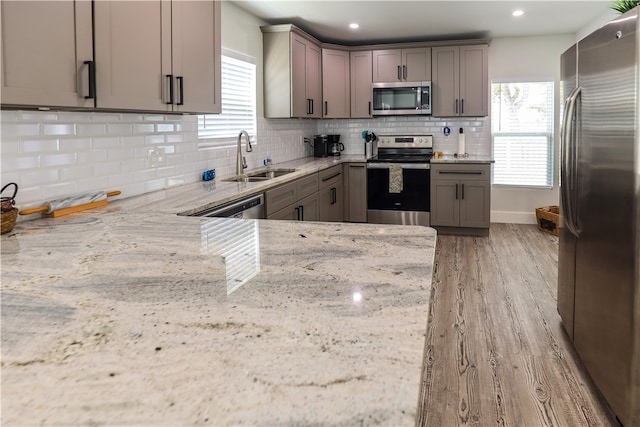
366 135 433 226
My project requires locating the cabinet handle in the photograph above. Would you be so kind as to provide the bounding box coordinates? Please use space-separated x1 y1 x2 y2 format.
83 60 95 100
295 207 300 221
324 101 328 116
322 172 341 182
300 205 304 221
397 65 401 80
403 65 407 80
461 99 464 114
330 187 335 205
165 75 174 105
177 76 184 106
461 184 465 199
455 99 458 114
455 184 459 200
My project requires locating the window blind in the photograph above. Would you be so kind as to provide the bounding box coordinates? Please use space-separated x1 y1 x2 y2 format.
198 50 256 149
491 82 554 188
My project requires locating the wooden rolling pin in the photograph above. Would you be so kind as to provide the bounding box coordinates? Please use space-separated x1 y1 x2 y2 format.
19 190 121 218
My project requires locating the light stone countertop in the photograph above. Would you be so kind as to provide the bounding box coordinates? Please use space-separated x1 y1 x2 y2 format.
1 176 436 425
430 154 494 164
120 155 367 216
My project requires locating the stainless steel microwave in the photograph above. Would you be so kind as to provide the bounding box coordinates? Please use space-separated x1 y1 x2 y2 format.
372 81 432 116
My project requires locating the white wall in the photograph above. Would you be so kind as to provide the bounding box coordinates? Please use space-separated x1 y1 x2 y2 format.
488 34 574 224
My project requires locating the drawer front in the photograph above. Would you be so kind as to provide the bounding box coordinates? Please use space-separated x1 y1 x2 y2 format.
431 163 490 181
296 173 319 199
265 180 297 216
318 165 342 190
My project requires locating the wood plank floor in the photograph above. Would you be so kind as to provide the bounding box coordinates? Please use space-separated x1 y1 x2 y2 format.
416 223 619 427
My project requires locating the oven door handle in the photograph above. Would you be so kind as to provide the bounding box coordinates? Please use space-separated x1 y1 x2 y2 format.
366 163 430 170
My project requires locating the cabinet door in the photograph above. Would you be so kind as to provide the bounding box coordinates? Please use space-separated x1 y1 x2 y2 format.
171 0 221 114
459 180 490 228
0 1 93 108
430 179 459 227
459 45 488 117
306 41 323 118
299 193 319 221
322 49 350 118
268 205 299 221
318 186 332 222
265 180 298 216
94 1 167 111
291 33 310 117
402 47 431 81
350 51 373 118
330 179 344 222
346 163 367 222
372 49 402 83
431 46 459 117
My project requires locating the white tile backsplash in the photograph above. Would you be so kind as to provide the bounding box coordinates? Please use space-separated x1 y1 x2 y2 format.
1 110 489 214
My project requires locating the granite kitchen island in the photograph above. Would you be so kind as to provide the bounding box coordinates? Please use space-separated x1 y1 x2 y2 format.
1 208 436 426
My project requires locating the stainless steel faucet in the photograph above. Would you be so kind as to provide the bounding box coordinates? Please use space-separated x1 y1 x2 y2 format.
236 130 253 176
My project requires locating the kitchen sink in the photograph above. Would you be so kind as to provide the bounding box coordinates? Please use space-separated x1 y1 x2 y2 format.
222 168 297 183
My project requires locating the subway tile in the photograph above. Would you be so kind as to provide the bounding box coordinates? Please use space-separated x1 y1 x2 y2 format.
107 147 134 161
107 123 133 135
121 158 147 172
76 123 107 136
78 177 112 193
145 178 167 192
1 141 21 154
133 124 155 134
43 123 76 136
43 153 77 167
41 182 79 199
2 123 40 138
21 168 60 187
13 185 43 206
77 149 108 164
22 139 60 152
143 115 167 122
94 161 122 177
60 137 91 151
156 124 175 132
60 165 94 181
121 136 145 147
144 134 165 145
19 112 59 121
107 171 135 187
3 155 41 171
92 137 121 149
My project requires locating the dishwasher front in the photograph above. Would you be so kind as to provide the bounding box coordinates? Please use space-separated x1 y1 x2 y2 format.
190 194 264 219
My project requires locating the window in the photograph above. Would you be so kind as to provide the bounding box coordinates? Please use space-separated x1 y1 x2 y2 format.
491 81 554 188
198 50 256 149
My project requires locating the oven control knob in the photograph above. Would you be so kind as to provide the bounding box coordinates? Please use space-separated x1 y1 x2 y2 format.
417 138 423 143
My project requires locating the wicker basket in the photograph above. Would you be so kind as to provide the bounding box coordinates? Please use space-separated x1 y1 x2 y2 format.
1 208 18 234
536 205 559 236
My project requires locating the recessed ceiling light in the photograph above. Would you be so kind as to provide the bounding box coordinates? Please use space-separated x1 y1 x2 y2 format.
349 23 359 29
512 10 524 17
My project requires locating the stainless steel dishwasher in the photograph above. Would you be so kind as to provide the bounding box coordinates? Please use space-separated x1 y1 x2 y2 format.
190 194 264 219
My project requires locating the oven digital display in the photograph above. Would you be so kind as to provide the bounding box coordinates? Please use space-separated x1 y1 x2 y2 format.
395 137 414 143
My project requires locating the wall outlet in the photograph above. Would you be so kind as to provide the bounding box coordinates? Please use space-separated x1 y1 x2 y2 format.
147 147 166 168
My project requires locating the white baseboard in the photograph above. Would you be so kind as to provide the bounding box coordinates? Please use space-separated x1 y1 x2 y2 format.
491 211 538 224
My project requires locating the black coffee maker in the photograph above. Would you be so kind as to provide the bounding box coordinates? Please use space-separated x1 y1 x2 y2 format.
313 134 342 157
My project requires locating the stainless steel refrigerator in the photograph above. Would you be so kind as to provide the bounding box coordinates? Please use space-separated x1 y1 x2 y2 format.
559 8 640 426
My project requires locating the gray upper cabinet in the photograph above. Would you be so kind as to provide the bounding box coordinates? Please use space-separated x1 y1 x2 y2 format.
263 25 322 118
350 51 373 118
372 48 431 83
1 0 220 114
169 1 221 114
0 1 94 109
432 45 488 117
322 49 350 119
94 0 220 113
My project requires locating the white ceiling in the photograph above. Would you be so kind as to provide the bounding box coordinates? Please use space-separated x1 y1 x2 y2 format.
230 0 613 45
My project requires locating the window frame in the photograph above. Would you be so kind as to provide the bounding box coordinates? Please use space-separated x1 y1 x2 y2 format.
490 80 555 189
198 49 257 150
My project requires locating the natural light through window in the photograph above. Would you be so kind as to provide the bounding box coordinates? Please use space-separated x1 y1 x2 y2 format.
491 81 554 188
198 50 256 149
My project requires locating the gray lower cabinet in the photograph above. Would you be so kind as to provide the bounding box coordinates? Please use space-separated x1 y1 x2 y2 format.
265 173 319 221
318 165 343 222
430 163 490 231
344 163 367 222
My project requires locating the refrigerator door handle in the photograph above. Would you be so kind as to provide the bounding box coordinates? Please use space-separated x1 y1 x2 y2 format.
561 86 582 237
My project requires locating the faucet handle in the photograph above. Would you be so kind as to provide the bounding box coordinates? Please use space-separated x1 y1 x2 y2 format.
242 156 247 170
